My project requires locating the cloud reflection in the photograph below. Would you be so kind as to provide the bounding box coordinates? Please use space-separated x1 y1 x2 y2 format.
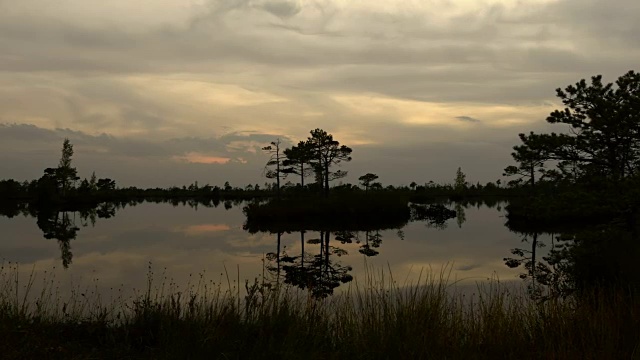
178 223 232 236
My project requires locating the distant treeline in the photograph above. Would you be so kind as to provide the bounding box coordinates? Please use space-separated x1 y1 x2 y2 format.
0 174 523 206
0 133 522 208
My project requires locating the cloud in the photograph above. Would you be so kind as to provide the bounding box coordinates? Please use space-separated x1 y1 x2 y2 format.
173 153 232 165
455 116 481 123
178 224 232 236
0 0 639 186
259 0 301 19
0 120 541 187
0 123 60 143
456 263 481 271
0 124 287 186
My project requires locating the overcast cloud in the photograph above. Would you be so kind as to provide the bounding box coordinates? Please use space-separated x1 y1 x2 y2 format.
1 0 638 187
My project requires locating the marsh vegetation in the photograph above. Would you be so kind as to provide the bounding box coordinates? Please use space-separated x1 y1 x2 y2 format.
1 262 638 359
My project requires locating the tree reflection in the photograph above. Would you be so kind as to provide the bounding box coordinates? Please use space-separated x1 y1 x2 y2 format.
257 204 458 298
505 232 547 298
504 229 614 301
454 203 466 228
267 231 353 298
0 201 32 218
410 203 457 229
34 202 118 269
359 230 382 257
265 232 284 281
37 210 79 268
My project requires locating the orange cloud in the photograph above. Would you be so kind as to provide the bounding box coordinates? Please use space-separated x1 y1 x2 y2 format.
173 152 231 164
181 224 231 236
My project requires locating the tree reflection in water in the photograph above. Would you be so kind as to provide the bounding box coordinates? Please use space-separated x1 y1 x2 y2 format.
37 211 79 268
4 199 459 286
504 232 570 300
267 231 353 298
258 203 458 298
504 220 640 301
358 231 382 257
35 203 117 268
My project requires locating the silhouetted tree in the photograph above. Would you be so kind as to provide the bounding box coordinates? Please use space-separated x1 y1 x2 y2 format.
503 132 548 187
283 141 314 187
96 178 116 191
454 167 467 191
37 168 60 201
358 173 379 192
262 139 286 199
306 129 352 197
510 71 640 184
56 138 79 197
89 172 97 191
312 163 324 191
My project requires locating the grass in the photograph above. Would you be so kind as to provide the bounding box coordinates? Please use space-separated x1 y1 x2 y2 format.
1 262 638 359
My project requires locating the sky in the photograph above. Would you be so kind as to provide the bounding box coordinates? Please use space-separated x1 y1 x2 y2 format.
1 0 639 188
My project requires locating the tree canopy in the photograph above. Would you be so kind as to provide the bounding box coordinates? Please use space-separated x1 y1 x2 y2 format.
505 70 640 186
282 141 314 187
454 167 467 191
264 129 353 197
56 138 79 196
306 129 352 196
358 173 379 192
262 139 285 198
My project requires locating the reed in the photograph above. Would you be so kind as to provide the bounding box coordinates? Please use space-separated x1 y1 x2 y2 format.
0 261 637 359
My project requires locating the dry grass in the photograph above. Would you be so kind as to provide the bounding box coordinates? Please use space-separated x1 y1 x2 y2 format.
0 261 638 359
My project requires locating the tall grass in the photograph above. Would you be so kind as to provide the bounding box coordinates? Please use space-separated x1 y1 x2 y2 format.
0 261 638 359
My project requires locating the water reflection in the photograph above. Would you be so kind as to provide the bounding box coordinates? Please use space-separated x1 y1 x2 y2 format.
0 199 533 300
259 203 459 298
504 232 563 299
34 203 118 268
2 200 461 278
504 214 640 301
36 211 78 268
455 203 466 228
0 199 243 269
410 203 457 229
451 197 504 211
142 197 243 210
266 231 354 298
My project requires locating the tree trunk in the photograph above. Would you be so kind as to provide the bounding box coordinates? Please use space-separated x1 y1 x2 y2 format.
324 161 330 197
530 164 536 187
300 231 305 270
531 232 538 291
276 232 282 279
276 150 281 199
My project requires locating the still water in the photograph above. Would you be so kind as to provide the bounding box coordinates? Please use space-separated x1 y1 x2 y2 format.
0 201 545 298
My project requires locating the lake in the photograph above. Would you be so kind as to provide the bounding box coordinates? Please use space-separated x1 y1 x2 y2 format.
0 200 550 299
